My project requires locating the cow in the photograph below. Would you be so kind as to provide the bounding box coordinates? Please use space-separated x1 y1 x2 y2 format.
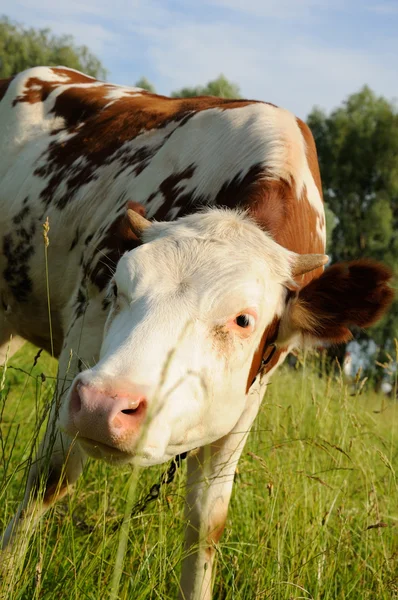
0 67 393 599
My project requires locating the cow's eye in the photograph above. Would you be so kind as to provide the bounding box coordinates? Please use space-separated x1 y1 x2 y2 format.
235 314 255 329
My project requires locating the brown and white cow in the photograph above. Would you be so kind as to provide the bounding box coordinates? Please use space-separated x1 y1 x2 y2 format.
0 67 393 599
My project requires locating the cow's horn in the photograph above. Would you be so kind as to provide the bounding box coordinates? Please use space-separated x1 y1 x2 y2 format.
126 209 151 237
291 253 328 277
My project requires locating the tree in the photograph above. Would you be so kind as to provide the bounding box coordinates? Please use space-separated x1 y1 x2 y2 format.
324 202 337 254
171 74 241 99
307 87 398 376
0 16 106 79
135 77 156 93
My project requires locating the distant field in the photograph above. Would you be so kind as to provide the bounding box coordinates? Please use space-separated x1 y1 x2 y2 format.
0 344 397 599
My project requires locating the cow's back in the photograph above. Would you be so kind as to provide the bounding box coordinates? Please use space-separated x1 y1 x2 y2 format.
0 66 325 355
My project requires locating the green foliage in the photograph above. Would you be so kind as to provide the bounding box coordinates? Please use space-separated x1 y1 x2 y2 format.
307 87 398 353
135 77 156 93
171 74 241 98
1 346 397 599
0 16 106 79
324 202 337 253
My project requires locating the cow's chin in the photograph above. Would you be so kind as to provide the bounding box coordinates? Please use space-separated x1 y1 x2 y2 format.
77 437 177 467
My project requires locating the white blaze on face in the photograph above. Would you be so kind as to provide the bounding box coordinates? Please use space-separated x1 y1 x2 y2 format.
69 210 295 465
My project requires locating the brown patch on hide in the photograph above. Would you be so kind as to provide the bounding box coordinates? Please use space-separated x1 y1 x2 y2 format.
12 70 98 107
214 164 265 210
152 166 197 220
248 177 325 287
87 202 146 291
206 519 227 558
246 315 284 392
296 118 323 197
30 466 69 507
205 502 228 560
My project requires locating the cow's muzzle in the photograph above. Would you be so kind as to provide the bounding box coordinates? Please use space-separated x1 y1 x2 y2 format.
68 380 147 452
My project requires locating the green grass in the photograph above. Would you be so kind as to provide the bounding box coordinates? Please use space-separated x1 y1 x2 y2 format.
1 344 397 599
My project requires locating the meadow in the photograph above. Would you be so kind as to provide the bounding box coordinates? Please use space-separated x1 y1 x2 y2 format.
0 344 397 600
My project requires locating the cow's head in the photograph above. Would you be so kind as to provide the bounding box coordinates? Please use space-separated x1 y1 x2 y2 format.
62 209 393 466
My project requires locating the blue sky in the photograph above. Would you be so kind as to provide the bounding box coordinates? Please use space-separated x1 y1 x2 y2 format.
2 0 397 118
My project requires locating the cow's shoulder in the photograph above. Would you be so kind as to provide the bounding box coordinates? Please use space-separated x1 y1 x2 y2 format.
4 66 99 107
43 75 259 139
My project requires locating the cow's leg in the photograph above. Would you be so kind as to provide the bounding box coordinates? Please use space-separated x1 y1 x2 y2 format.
0 421 86 575
0 366 86 578
1 294 106 572
179 381 266 600
0 319 25 365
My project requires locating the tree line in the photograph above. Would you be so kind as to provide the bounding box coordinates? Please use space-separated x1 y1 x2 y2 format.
1 16 396 381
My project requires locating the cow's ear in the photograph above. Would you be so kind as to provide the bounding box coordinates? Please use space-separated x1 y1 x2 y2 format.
277 259 394 347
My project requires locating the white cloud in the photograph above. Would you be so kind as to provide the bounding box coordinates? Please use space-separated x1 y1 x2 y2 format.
125 17 397 117
1 0 397 117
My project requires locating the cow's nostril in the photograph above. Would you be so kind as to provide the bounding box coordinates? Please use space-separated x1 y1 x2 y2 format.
70 383 82 415
120 397 145 417
113 398 146 429
70 385 147 435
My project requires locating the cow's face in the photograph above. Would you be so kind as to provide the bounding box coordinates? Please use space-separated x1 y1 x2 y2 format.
63 210 326 466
